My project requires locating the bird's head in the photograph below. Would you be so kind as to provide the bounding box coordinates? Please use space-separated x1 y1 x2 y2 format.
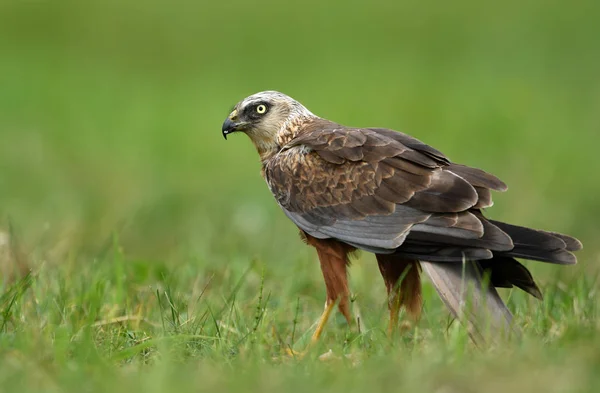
222 91 315 158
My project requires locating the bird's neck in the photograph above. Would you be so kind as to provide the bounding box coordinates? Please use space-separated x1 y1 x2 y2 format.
256 141 281 163
257 114 319 163
275 114 318 148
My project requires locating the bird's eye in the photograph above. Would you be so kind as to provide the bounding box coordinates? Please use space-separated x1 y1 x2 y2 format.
256 104 267 114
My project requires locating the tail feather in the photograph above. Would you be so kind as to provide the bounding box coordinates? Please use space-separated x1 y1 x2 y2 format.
489 220 566 249
504 248 576 265
478 257 543 299
489 220 579 265
548 231 583 251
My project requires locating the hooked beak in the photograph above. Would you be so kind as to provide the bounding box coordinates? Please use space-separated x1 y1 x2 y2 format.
221 118 236 140
222 113 248 140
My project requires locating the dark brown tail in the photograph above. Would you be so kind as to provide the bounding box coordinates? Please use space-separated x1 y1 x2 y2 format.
395 218 581 299
405 220 581 343
489 220 582 265
478 256 543 299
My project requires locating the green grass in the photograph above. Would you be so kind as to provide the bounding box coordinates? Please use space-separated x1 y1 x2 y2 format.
1 246 599 392
1 0 600 392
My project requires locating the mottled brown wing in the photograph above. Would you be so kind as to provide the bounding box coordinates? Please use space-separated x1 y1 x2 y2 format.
264 119 511 253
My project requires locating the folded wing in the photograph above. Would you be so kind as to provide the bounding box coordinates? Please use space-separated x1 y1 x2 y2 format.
265 120 514 256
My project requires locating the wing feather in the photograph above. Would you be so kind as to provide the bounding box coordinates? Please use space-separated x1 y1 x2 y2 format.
265 120 504 252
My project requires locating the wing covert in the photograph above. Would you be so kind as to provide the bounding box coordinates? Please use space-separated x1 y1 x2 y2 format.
264 121 508 253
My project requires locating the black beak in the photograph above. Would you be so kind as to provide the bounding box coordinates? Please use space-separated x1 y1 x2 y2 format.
222 118 238 140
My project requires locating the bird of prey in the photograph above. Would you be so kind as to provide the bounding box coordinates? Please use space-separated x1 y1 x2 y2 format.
221 91 582 344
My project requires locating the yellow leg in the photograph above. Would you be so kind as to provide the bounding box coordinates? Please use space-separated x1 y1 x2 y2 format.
287 233 354 358
311 300 337 343
286 301 338 358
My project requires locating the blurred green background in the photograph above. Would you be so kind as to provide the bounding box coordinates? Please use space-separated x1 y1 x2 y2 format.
1 0 600 391
1 0 598 267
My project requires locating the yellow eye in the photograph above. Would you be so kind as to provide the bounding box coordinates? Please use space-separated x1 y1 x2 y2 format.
256 104 267 114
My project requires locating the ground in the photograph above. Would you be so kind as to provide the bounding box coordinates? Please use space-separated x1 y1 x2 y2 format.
1 1 600 392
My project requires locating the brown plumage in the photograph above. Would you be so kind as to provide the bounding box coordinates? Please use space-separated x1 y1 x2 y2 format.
376 255 422 322
222 91 582 345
